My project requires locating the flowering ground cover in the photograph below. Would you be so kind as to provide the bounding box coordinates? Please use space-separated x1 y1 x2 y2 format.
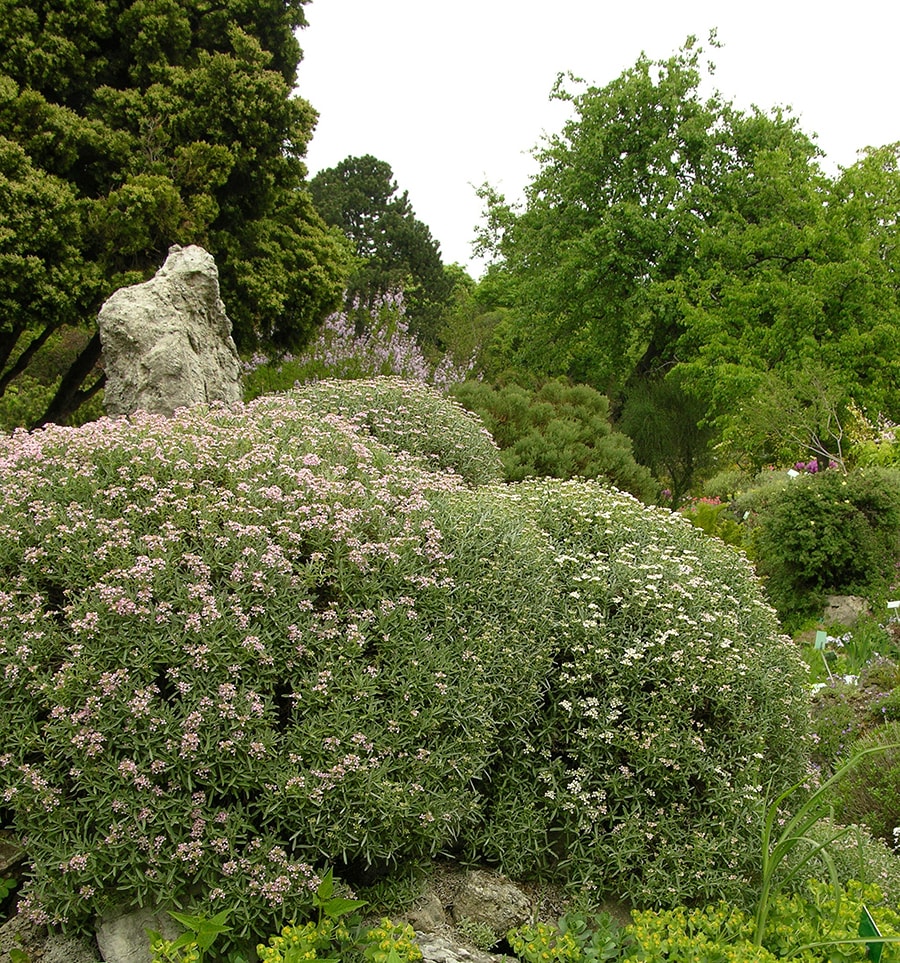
0 383 810 949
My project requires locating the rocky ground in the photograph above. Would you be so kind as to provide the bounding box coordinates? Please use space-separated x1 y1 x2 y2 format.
0 848 634 963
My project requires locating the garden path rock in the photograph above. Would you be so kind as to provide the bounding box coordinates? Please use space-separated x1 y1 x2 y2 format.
98 243 242 418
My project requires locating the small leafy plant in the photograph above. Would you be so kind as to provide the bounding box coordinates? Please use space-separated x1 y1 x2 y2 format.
509 909 621 962
147 908 233 963
0 876 17 901
255 870 420 963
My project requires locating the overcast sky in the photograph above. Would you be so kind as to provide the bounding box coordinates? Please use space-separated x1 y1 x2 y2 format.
297 1 899 274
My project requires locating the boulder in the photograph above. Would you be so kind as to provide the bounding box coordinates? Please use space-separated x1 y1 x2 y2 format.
450 869 532 941
824 595 870 628
99 244 242 417
95 905 181 963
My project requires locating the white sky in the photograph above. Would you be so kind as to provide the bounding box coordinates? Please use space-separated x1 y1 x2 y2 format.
297 0 899 275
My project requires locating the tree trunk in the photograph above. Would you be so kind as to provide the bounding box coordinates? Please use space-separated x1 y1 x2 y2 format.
0 324 58 397
33 332 104 428
0 326 24 380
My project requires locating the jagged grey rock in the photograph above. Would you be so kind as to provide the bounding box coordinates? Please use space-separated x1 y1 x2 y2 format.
415 925 512 963
95 905 181 963
99 244 242 417
450 869 532 941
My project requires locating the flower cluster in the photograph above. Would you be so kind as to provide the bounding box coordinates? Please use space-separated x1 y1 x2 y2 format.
467 480 809 908
242 289 477 398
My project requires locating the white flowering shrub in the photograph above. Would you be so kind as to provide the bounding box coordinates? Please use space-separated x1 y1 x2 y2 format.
0 392 808 937
463 481 810 908
295 378 503 487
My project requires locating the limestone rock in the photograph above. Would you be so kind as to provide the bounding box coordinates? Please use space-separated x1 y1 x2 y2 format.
415 924 512 963
450 869 532 941
0 911 101 963
95 905 181 963
405 892 449 932
824 595 869 628
99 244 242 417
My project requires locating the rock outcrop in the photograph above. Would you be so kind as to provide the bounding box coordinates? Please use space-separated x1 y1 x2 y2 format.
99 244 242 417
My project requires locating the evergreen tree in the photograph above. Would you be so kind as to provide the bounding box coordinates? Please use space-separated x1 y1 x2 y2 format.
0 0 350 426
309 154 451 345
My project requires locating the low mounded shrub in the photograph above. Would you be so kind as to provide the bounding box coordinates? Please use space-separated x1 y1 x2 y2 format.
451 378 656 500
0 395 554 939
294 378 503 487
464 480 809 908
784 818 900 906
0 382 809 938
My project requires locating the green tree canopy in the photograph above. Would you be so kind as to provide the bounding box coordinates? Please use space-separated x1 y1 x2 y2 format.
309 154 452 344
477 36 900 466
0 0 350 426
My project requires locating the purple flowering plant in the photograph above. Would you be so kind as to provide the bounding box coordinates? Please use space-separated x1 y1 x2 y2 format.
242 290 476 401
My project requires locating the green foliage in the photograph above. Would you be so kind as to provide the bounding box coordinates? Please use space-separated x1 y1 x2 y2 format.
784 819 900 906
510 911 621 962
0 876 16 900
148 909 233 963
451 378 655 499
465 481 809 908
618 374 718 508
0 390 810 925
294 378 503 487
0 0 349 426
679 499 744 548
809 680 871 770
749 468 900 620
625 880 900 961
475 36 900 471
455 918 498 952
832 722 900 847
257 913 421 963
309 155 451 345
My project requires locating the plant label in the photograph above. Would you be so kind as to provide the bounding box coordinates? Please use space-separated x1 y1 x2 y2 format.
860 905 883 963
814 630 828 650
887 600 900 610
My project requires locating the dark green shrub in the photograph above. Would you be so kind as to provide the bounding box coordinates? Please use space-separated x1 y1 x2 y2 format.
294 378 503 486
451 378 656 499
749 468 900 620
832 722 900 847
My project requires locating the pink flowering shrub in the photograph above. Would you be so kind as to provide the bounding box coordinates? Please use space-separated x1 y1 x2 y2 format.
0 394 554 938
295 378 503 487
